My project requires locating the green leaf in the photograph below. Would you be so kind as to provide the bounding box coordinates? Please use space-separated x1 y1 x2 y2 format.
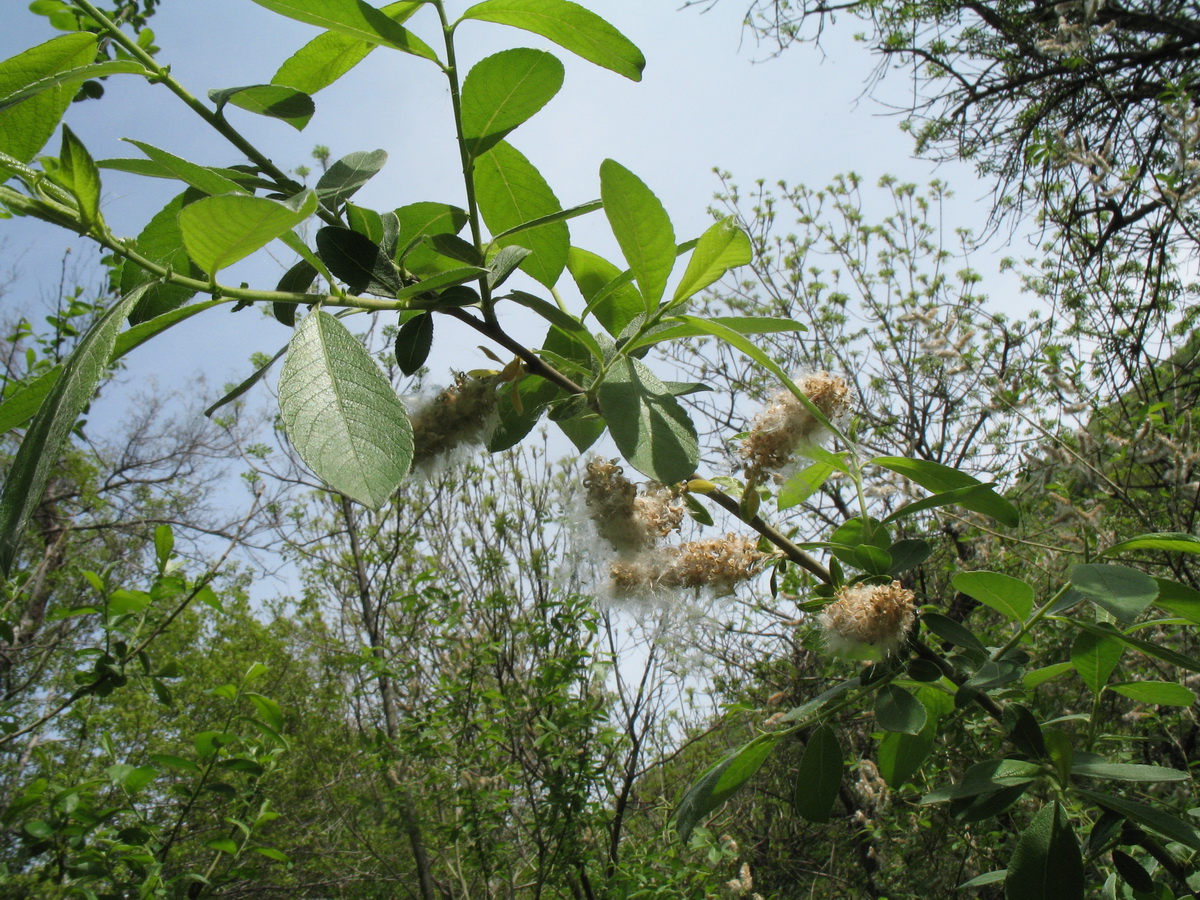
1154 577 1200 625
0 59 147 113
274 259 318 326
125 139 245 196
316 149 388 211
249 0 438 60
599 159 675 309
1069 564 1158 624
316 226 403 296
1111 850 1154 893
1004 801 1084 900
674 734 779 842
460 0 645 80
180 191 318 277
1071 629 1122 694
209 84 314 130
505 290 601 358
488 375 562 452
670 217 751 306
922 612 988 656
246 692 284 731
122 189 203 323
778 461 837 510
0 33 96 163
878 725 935 789
1069 619 1200 673
395 266 487 301
953 571 1034 621
204 345 289 419
568 246 643 337
1005 703 1048 759
1074 788 1200 850
395 202 470 275
876 684 929 734
57 124 100 228
207 837 239 854
597 356 699 484
474 141 567 289
957 870 1008 889
488 245 531 289
1023 662 1075 689
1108 680 1196 707
490 199 601 242
794 724 842 823
278 311 413 508
872 456 1020 527
1103 532 1200 557
395 313 434 375
253 846 290 862
882 482 1012 526
1072 759 1190 781
271 1 424 93
0 285 145 577
149 753 200 774
154 525 173 572
461 49 564 157
923 758 1042 803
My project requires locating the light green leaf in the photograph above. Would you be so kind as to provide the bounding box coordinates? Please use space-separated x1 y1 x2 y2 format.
0 285 146 576
394 201 470 275
1069 564 1158 624
567 246 642 337
0 33 96 164
277 311 412 508
778 460 837 510
0 59 147 113
1103 532 1200 557
1068 620 1200 673
57 124 100 228
180 191 318 277
670 217 752 306
1154 577 1200 625
953 571 1034 621
474 141 567 288
597 356 699 484
674 734 779 842
209 84 314 130
1023 661 1075 689
624 315 807 352
600 159 675 309
1004 801 1084 900
249 0 438 60
794 724 842 823
461 49 564 157
125 139 245 196
957 871 1007 889
1108 680 1196 707
459 0 645 80
246 692 284 731
881 482 1010 526
1070 629 1122 694
872 456 1020 527
271 1 424 93
922 759 1042 803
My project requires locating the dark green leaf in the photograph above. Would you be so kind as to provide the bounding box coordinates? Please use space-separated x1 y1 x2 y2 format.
674 734 779 842
922 612 988 656
316 149 387 211
1072 759 1189 782
426 233 483 266
1004 801 1084 900
872 456 1019 527
273 259 318 326
461 49 564 157
889 539 933 575
316 226 403 296
396 266 487 301
597 356 699 484
1103 532 1200 557
395 202 470 275
0 285 146 577
488 375 562 452
209 84 314 130
460 0 645 80
1069 619 1200 673
878 725 935 789
474 141 567 288
922 759 1043 803
1112 849 1154 892
395 313 434 375
600 159 675 309
1005 703 1047 759
1069 564 1158 624
794 724 842 823
876 684 928 734
488 245 531 289
278 311 413 508
957 870 1008 889
1073 788 1200 850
